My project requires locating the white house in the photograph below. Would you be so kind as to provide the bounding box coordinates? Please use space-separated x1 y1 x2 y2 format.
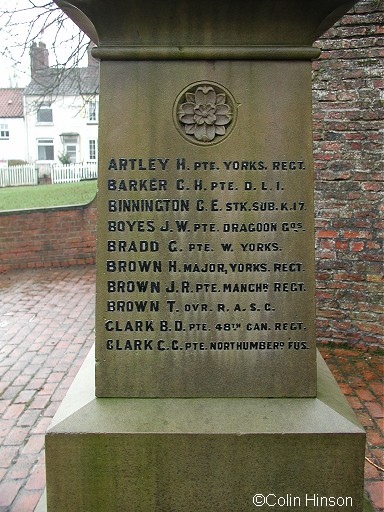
24 42 99 166
0 88 28 163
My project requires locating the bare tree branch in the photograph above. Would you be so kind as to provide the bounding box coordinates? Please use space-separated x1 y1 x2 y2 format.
0 0 93 88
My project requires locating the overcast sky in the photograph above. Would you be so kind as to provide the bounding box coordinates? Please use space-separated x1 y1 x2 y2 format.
0 0 89 88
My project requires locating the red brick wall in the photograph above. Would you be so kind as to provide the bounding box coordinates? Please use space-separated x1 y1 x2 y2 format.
0 199 96 273
313 0 383 346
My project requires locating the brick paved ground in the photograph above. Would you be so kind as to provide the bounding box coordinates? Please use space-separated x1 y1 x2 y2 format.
0 266 95 511
0 266 382 511
318 343 384 511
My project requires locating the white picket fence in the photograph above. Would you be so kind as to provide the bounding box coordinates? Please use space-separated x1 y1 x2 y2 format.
51 162 98 184
0 164 38 187
0 162 98 187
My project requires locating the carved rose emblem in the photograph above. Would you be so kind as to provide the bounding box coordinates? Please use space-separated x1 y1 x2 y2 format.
177 86 233 143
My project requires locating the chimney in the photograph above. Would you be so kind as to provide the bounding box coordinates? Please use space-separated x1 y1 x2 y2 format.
30 42 49 78
87 41 98 68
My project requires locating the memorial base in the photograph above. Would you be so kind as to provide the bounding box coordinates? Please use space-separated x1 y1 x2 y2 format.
41 347 366 512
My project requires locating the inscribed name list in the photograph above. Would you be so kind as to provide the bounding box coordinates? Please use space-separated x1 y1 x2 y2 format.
95 60 316 398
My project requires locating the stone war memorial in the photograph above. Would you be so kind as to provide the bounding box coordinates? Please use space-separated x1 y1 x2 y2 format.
40 1 366 510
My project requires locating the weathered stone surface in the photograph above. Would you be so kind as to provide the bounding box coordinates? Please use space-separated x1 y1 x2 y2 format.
44 2 366 510
43 347 365 512
95 58 317 398
49 1 361 399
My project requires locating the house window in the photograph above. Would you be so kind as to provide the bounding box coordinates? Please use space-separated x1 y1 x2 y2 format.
37 103 53 123
88 101 98 122
0 124 9 139
89 139 97 160
65 145 77 163
37 139 54 160
61 134 79 163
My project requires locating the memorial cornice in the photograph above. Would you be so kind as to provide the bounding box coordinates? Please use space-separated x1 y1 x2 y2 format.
91 46 322 61
55 0 358 60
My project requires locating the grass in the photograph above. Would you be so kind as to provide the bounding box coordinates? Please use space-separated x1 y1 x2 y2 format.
0 180 97 211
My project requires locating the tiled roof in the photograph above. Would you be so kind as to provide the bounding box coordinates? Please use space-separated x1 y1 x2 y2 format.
0 89 24 118
24 66 99 96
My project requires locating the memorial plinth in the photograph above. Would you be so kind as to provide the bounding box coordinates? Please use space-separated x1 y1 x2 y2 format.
43 1 366 510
